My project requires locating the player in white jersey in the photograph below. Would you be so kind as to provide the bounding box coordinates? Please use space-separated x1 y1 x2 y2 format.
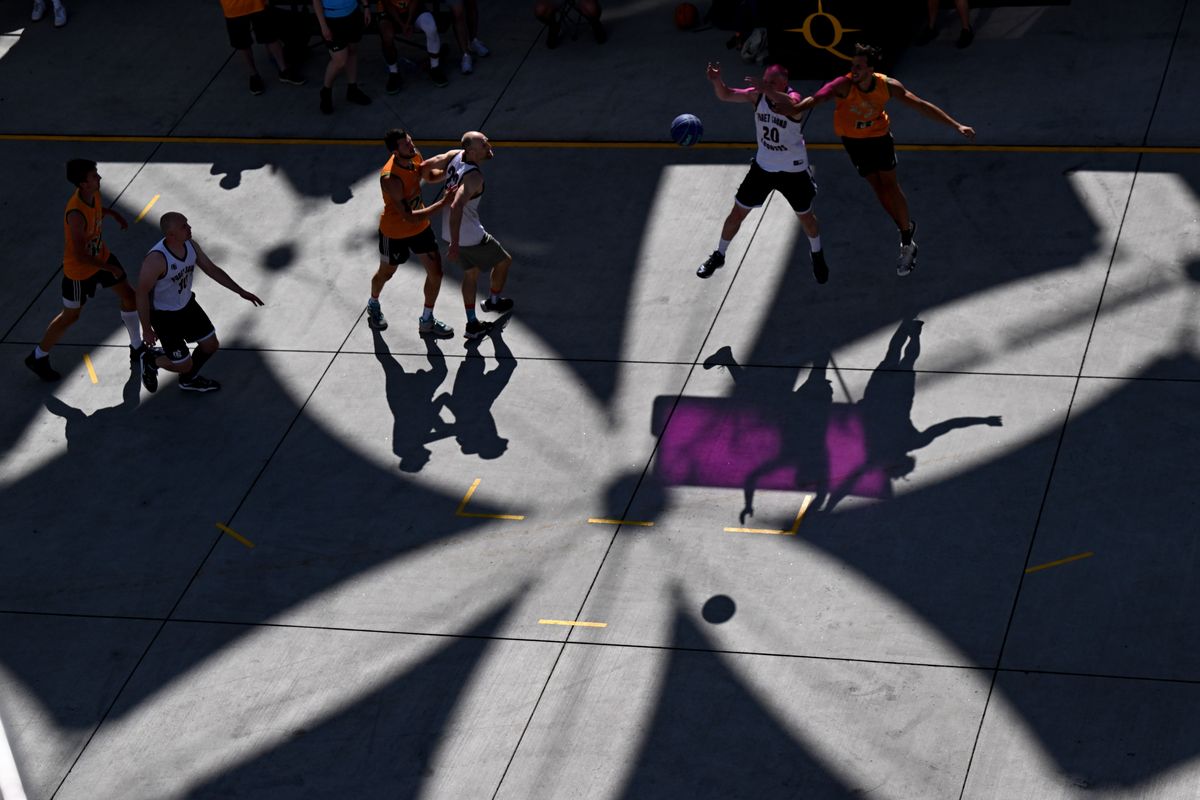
439 130 514 341
135 212 263 393
698 62 829 284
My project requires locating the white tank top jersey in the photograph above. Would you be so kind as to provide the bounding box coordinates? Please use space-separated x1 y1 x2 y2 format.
754 92 809 173
147 238 197 311
441 151 487 247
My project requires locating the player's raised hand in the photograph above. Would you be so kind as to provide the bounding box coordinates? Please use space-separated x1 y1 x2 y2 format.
744 76 765 92
706 61 721 81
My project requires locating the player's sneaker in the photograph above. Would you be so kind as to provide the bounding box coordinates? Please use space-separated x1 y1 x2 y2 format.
461 53 473 75
140 349 160 393
52 3 66 27
24 352 60 381
278 68 307 86
385 71 403 94
180 375 221 393
430 65 449 88
465 319 493 340
897 220 918 276
367 299 388 330
31 0 46 21
470 38 490 57
481 296 513 313
812 250 829 284
346 83 371 105
249 74 265 95
130 344 146 364
419 316 454 339
696 251 725 279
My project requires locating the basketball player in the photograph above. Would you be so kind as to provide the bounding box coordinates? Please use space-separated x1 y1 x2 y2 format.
136 212 263 393
368 128 459 337
698 62 829 284
25 159 141 382
788 43 975 275
441 131 513 341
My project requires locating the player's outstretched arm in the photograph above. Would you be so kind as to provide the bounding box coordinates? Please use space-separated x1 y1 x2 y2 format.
706 61 755 104
383 176 460 222
136 252 166 345
794 77 845 114
193 241 264 306
420 149 463 183
887 78 975 139
102 205 129 230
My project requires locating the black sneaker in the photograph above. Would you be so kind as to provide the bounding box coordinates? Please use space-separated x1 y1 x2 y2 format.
956 27 974 49
430 65 448 88
180 375 221 393
24 352 60 382
346 83 371 105
546 20 561 49
130 343 146 365
914 25 937 45
319 86 333 115
696 251 725 279
812 250 829 284
278 67 307 86
140 348 160 393
385 71 403 94
481 296 514 313
249 74 265 95
464 319 493 340
591 19 608 44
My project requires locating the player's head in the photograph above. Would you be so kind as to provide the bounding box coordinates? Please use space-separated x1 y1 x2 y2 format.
66 158 99 190
159 211 192 241
384 128 415 158
851 43 882 81
762 64 789 92
461 130 493 162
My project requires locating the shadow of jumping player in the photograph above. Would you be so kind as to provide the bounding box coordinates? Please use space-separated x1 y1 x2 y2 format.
823 318 1003 512
373 329 451 473
43 367 143 457
436 318 517 460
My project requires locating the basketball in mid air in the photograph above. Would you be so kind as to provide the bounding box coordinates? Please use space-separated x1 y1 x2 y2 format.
671 113 703 146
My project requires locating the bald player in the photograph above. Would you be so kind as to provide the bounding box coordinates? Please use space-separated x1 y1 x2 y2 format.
136 212 263 393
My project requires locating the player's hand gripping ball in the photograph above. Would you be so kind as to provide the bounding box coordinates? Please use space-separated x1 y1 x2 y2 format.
671 113 703 146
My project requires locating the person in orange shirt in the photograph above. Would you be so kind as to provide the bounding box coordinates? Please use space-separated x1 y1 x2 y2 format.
25 159 140 382
785 43 975 276
219 0 306 95
368 128 460 338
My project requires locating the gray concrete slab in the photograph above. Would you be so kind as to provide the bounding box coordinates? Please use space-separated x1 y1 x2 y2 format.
55 619 559 800
1001 375 1200 681
0 613 157 800
963 672 1200 799
498 630 986 800
174 350 689 640
1146 0 1200 146
569 361 1072 667
705 152 1136 374
0 0 232 135
1083 157 1200 380
0 346 330 616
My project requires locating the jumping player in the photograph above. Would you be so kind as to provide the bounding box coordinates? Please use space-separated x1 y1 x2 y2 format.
25 159 141 382
697 62 829 284
788 43 975 275
367 128 459 338
136 212 263 393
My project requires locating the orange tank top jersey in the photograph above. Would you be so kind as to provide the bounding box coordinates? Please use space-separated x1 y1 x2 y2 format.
379 152 429 239
220 0 267 18
62 190 110 280
833 72 892 139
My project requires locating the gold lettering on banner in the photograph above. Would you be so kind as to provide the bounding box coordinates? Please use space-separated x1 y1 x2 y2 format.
787 0 860 62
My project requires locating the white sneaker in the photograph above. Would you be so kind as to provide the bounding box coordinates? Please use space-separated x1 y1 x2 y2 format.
31 0 46 21
460 53 473 74
470 38 489 57
896 220 918 276
52 2 66 27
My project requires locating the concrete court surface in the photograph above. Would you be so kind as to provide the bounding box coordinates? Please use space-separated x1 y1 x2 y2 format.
2 0 1200 797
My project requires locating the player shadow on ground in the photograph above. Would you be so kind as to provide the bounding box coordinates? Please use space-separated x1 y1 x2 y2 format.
372 329 450 473
434 318 517 461
42 367 142 454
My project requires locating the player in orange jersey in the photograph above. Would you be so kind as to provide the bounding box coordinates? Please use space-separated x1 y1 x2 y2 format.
25 159 140 382
368 128 460 338
786 43 975 276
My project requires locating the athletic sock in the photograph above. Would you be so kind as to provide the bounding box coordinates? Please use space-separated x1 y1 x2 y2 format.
430 56 440 68
181 349 212 383
386 62 399 73
34 345 49 359
807 235 822 253
717 238 731 256
465 306 477 322
489 289 501 301
120 310 140 346
421 306 433 322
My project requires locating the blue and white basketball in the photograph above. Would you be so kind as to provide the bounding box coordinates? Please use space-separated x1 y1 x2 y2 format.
671 113 703 146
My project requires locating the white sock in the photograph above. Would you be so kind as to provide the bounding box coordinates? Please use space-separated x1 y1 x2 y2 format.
808 235 821 252
717 238 731 256
421 306 433 321
120 310 140 346
34 345 49 358
386 62 399 73
430 56 440 68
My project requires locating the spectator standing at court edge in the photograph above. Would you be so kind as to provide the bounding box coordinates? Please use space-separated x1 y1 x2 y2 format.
220 0 307 95
376 0 450 90
916 0 973 48
534 0 606 48
314 0 373 114
31 0 67 28
448 0 490 74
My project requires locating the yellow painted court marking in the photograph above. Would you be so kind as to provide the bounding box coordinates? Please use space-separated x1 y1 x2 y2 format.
215 522 255 549
455 478 526 521
1 133 1199 155
134 193 160 224
83 354 98 384
587 517 654 527
1025 551 1093 574
725 494 815 535
538 619 607 628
